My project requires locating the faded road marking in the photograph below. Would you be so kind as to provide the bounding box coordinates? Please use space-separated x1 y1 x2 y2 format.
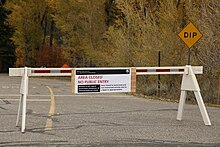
0 99 50 102
45 86 55 131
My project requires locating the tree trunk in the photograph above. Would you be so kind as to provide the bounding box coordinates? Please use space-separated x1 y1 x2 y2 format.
50 20 54 47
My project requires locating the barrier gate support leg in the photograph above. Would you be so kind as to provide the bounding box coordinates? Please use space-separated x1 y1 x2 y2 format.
22 67 28 132
16 72 24 127
16 94 23 127
177 65 211 126
177 90 187 121
194 91 211 125
16 67 29 132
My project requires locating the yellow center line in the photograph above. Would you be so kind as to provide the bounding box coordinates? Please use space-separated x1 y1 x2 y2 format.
45 86 55 131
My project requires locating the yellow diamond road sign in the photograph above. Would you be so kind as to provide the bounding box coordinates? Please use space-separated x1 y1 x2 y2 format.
178 22 203 48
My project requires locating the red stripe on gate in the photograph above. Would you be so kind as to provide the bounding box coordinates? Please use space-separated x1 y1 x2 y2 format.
60 70 71 73
136 69 148 72
135 69 185 73
156 69 170 72
34 70 50 73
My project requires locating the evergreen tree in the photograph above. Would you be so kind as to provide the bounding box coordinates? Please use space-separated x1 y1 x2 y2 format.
0 0 15 72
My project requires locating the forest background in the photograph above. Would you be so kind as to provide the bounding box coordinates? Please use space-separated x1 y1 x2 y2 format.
0 0 219 104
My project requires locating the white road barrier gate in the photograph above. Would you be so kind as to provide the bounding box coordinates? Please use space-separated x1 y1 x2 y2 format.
9 65 211 133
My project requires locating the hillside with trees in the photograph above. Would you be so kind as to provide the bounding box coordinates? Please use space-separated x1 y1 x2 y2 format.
0 0 219 104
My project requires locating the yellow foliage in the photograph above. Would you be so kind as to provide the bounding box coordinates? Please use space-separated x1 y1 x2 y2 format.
15 48 24 67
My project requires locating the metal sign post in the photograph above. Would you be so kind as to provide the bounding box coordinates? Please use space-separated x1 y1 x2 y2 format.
188 48 191 65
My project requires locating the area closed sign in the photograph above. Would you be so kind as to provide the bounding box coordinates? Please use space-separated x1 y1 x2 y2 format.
72 68 132 93
178 22 203 48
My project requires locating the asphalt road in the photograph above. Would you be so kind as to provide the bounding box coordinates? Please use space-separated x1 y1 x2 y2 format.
0 73 220 147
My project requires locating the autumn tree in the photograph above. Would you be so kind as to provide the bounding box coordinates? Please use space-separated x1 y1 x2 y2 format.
5 0 45 66
50 0 107 67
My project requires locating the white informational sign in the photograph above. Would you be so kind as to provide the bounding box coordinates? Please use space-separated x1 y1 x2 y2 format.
74 68 131 93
